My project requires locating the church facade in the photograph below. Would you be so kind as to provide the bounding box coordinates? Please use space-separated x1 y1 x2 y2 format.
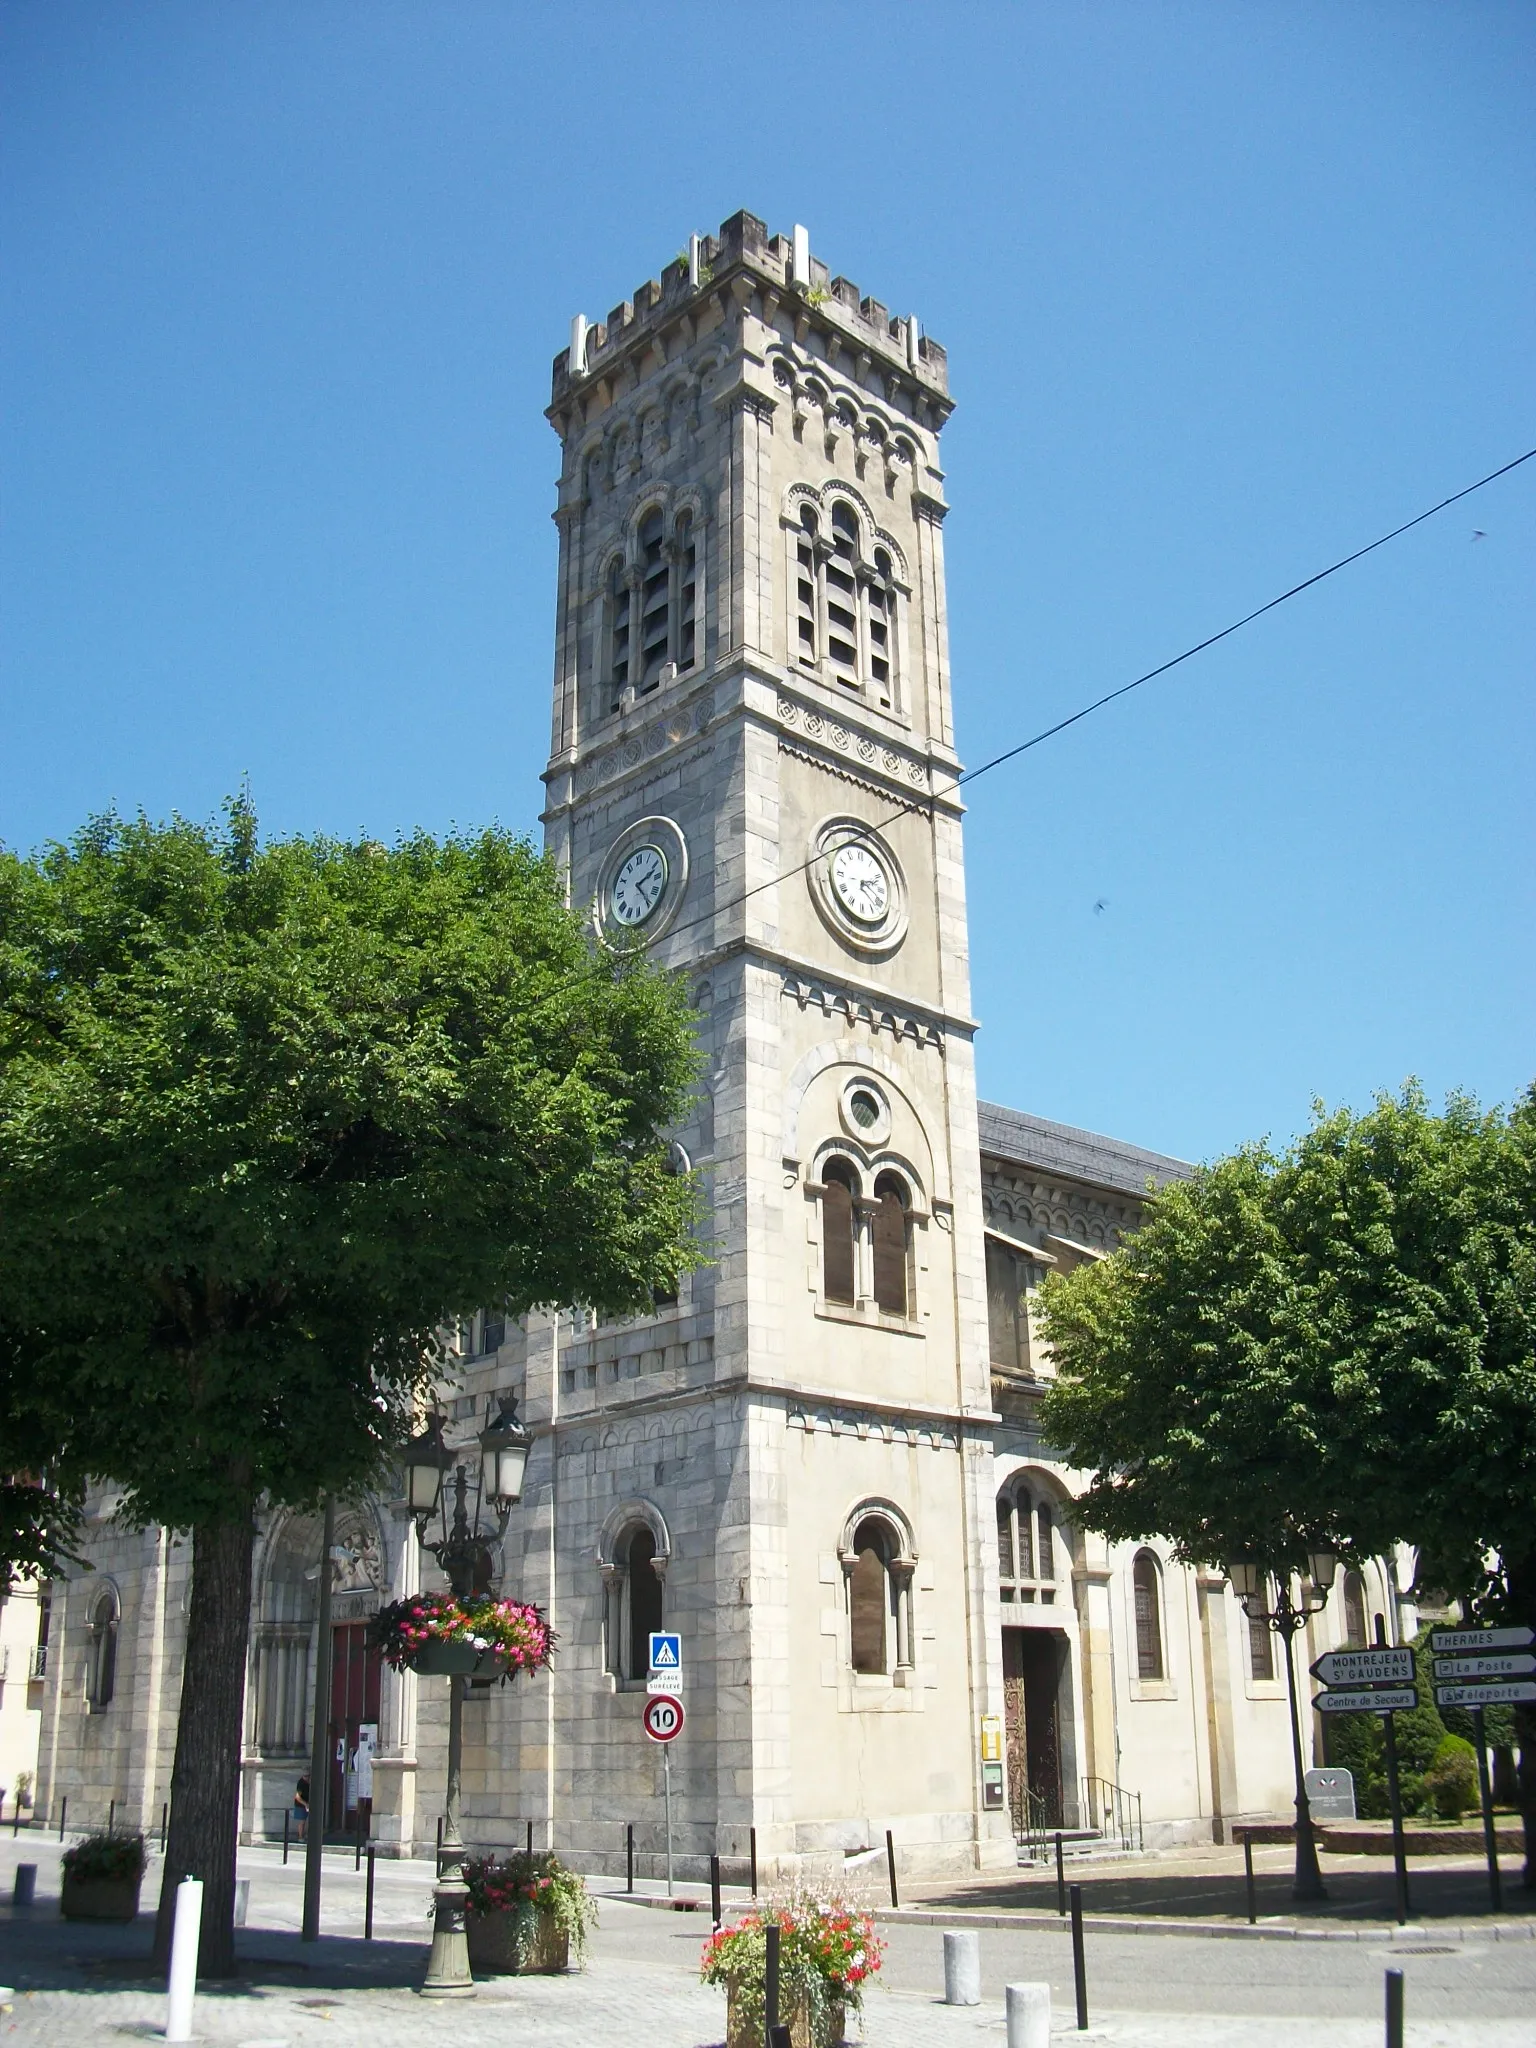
32 215 1416 1883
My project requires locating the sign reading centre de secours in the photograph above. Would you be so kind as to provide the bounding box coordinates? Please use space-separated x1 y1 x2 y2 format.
647 1632 683 1696
1311 1647 1415 1689
1313 1686 1419 1715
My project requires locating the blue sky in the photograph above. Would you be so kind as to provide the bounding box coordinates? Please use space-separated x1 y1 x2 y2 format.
3 2 1532 1163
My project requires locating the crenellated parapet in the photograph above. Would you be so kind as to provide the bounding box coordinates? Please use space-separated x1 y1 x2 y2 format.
549 209 951 436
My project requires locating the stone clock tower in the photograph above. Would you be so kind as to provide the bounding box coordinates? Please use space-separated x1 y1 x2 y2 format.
499 211 1012 1884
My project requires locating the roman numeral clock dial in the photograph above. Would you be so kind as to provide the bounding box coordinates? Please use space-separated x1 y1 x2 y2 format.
611 844 668 926
829 842 890 924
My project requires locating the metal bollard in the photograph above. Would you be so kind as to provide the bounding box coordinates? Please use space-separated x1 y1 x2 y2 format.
766 1920 781 2039
1385 1968 1404 2048
1244 1836 1257 1924
749 1825 757 1897
526 1818 534 1856
234 1878 250 1928
164 1876 203 2043
1005 1982 1051 2048
159 1803 168 1855
12 1865 36 1908
107 1800 115 1838
626 1822 635 1893
365 1846 376 1941
942 1929 981 2005
283 1809 290 1865
58 1797 67 1840
1055 1831 1066 1915
355 1828 362 1872
885 1828 899 1908
1069 1883 1089 2030
710 1852 721 1930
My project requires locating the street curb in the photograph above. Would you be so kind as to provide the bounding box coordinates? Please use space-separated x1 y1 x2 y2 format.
872 1904 1536 1945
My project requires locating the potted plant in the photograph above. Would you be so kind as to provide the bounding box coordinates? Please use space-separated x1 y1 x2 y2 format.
368 1590 553 1680
60 1832 147 1921
701 1893 883 2048
461 1849 596 1975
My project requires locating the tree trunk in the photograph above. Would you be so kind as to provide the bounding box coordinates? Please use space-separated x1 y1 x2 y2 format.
153 1515 255 1975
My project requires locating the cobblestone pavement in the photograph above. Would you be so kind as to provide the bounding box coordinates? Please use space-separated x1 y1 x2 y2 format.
0 1839 1530 2044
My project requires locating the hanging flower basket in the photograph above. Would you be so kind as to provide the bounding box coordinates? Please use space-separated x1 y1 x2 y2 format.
368 1592 554 1682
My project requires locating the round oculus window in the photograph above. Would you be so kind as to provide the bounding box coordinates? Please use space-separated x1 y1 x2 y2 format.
848 1088 881 1130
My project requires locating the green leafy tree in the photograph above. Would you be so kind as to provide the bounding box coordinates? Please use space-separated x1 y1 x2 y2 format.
1038 1085 1536 1881
0 802 701 1969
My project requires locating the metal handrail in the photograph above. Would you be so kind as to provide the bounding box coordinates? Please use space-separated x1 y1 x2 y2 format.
1081 1775 1143 1853
1013 1785 1053 1864
28 1645 47 1680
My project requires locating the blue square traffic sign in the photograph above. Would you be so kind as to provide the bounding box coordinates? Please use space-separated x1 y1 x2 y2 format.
649 1632 681 1671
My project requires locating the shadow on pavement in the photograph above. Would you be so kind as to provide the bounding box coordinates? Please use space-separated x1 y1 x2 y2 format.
914 1858 1536 1924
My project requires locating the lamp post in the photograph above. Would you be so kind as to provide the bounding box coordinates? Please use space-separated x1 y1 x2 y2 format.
405 1396 532 1997
1227 1547 1338 1904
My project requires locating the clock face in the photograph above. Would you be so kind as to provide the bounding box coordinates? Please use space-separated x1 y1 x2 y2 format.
611 844 669 927
829 841 890 924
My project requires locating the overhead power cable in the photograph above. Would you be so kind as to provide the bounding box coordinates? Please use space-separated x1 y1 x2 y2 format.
630 443 1536 961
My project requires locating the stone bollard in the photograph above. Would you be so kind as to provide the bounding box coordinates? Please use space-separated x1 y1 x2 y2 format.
234 1878 250 1928
1005 1981 1051 2048
11 1865 36 1908
942 1929 981 2004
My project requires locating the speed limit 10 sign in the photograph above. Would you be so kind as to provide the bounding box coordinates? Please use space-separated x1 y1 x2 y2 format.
642 1694 685 1743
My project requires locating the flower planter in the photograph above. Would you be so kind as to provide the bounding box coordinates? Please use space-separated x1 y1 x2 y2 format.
724 1983 845 2048
409 1641 507 1678
465 1905 569 1975
60 1872 142 1922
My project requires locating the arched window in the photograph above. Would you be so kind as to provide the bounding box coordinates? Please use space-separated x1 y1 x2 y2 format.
996 1479 1057 1605
604 1521 666 1682
821 1159 858 1306
1132 1551 1164 1681
869 549 893 702
1248 1583 1276 1681
871 1171 910 1317
636 509 670 692
606 557 631 706
795 508 819 660
849 1520 889 1675
825 503 861 686
1343 1570 1368 1649
674 511 697 671
843 1509 915 1678
87 1589 119 1712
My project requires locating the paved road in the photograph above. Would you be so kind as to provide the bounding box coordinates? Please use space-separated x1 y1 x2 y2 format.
0 1839 1530 2043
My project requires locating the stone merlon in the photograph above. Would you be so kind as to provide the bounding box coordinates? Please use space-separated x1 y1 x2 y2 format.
550 208 949 416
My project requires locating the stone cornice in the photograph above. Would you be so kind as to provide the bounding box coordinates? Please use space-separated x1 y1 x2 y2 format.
685 936 978 1041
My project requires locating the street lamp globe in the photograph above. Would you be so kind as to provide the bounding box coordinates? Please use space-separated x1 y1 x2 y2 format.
479 1395 531 1514
1226 1559 1265 1608
1307 1546 1339 1594
404 1417 451 1520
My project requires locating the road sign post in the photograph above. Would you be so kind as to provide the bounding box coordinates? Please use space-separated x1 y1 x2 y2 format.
1428 1625 1532 1916
642 1694 685 1899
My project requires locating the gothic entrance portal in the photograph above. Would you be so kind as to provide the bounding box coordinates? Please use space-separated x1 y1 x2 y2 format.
1002 1627 1066 1830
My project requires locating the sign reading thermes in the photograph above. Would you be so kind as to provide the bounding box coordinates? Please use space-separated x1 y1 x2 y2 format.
1311 1647 1414 1688
1428 1625 1535 1655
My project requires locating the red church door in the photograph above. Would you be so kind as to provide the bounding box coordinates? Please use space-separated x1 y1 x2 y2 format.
328 1622 382 1839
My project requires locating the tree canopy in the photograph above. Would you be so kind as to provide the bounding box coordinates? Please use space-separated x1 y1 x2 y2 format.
1036 1082 1536 1870
0 799 703 1963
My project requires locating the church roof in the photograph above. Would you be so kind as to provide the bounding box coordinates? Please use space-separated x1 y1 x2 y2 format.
977 1101 1194 1199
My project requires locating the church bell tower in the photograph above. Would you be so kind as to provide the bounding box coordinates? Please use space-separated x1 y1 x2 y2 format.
530 211 1012 1882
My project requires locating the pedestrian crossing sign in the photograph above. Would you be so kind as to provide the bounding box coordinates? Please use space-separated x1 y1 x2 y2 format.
649 1632 681 1672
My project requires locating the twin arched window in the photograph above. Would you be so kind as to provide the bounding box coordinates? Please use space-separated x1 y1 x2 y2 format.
819 1160 912 1316
793 501 898 706
605 507 698 711
996 1481 1057 1606
1132 1550 1165 1682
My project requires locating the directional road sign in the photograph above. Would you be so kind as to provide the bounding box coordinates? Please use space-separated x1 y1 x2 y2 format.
1433 1653 1535 1681
1312 1686 1418 1715
1429 1625 1534 1655
1435 1680 1536 1710
642 1694 686 1743
1311 1647 1415 1688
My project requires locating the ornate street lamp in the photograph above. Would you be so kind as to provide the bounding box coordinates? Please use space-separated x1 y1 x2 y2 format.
1227 1546 1339 1903
407 1394 533 1997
